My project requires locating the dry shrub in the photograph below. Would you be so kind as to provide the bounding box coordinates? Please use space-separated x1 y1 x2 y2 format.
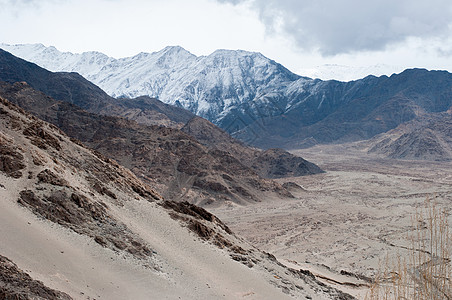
367 198 452 299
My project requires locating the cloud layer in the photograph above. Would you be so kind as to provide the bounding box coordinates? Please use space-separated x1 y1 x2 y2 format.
218 0 452 56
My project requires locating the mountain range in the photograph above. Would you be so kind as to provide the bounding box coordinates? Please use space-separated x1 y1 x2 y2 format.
0 49 323 206
2 43 452 152
0 43 299 125
0 45 355 299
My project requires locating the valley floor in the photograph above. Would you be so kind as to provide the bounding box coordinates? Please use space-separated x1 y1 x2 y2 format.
211 144 452 298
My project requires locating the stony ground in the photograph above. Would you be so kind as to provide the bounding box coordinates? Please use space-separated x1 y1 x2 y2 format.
211 143 452 298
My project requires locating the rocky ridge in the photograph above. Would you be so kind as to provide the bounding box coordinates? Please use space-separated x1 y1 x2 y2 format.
181 116 323 178
367 112 452 160
0 81 296 206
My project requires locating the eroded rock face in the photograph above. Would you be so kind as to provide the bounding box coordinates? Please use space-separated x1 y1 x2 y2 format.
0 254 72 300
23 121 61 151
17 189 152 259
37 169 69 187
161 200 232 234
0 138 25 178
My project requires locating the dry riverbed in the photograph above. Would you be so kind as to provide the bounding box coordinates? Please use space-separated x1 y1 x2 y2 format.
211 144 452 298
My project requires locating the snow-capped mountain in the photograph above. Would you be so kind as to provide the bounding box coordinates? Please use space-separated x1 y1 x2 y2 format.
0 43 115 78
0 43 299 123
5 43 448 152
0 43 406 130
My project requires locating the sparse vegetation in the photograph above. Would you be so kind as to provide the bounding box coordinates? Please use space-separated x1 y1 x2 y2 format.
367 199 452 299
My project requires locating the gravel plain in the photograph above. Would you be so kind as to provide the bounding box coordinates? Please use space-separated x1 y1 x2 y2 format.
211 143 452 298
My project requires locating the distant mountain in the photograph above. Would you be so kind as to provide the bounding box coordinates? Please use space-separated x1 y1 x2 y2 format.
233 69 452 149
0 47 194 128
0 96 351 299
4 44 451 151
0 43 300 125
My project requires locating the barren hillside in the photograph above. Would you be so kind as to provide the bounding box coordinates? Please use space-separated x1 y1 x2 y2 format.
0 96 353 299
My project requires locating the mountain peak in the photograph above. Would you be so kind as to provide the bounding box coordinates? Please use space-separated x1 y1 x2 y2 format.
208 48 265 60
162 45 189 53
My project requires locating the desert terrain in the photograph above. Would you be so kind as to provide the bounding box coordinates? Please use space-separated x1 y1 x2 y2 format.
211 143 452 298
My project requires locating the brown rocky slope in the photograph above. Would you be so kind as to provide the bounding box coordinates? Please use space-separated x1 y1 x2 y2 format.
0 81 294 206
182 116 324 178
367 111 452 161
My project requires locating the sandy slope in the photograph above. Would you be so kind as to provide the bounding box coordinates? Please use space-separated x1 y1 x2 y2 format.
109 200 291 300
0 189 174 299
0 180 298 300
0 148 185 299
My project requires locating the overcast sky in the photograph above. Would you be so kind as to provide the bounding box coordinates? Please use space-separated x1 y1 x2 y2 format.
2 0 452 76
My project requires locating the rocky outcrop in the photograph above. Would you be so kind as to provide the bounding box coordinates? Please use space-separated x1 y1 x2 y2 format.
0 254 72 300
0 138 25 179
252 148 324 178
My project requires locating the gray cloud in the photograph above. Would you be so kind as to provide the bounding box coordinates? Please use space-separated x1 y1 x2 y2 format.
218 0 452 56
1 0 58 6
215 0 243 4
0 0 67 14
